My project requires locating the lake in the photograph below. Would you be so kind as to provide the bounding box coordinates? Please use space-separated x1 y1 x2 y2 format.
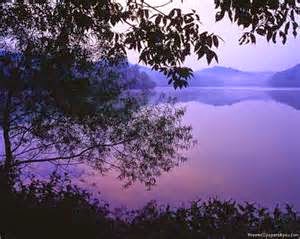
78 87 300 210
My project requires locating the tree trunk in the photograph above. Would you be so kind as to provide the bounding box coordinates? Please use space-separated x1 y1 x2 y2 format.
2 90 14 184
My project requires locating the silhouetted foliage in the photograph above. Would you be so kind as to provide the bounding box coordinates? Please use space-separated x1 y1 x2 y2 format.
0 1 298 185
215 0 300 45
0 0 221 88
0 0 300 87
0 169 114 239
0 2 299 236
0 51 194 187
0 0 205 187
0 1 298 85
0 171 299 239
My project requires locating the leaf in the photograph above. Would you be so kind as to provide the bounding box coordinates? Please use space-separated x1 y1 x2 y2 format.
284 22 290 34
250 34 256 44
144 9 149 19
293 22 298 37
291 10 295 21
169 9 176 18
213 35 219 48
228 10 233 22
216 11 225 22
256 28 265 36
206 37 213 48
206 51 214 64
239 35 247 45
196 47 205 60
272 32 277 43
282 34 287 44
155 15 162 25
194 41 201 52
214 53 219 63
267 31 272 42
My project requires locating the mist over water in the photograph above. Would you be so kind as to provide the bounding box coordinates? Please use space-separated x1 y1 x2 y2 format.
78 87 300 209
2 87 299 209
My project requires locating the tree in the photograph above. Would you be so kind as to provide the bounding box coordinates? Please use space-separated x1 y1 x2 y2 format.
0 51 194 187
0 0 299 187
0 0 215 187
215 0 300 45
0 0 221 88
1 173 299 239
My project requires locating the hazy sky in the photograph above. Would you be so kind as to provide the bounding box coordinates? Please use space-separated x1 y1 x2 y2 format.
127 0 300 72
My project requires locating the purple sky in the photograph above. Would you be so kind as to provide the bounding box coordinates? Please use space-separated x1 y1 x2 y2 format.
126 0 300 72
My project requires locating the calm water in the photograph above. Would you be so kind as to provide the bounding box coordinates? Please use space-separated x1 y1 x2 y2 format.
78 87 300 209
2 87 300 210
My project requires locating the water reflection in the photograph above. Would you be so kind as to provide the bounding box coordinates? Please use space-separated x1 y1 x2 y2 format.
79 89 300 210
152 87 300 110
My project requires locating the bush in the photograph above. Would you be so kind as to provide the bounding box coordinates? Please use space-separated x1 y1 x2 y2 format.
0 171 299 239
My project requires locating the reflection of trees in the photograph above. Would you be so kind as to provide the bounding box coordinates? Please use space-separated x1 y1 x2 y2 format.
268 90 300 110
2 0 299 188
154 88 300 110
0 0 203 187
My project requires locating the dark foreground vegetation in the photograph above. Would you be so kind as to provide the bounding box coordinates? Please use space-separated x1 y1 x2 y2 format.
0 171 299 239
1 1 300 238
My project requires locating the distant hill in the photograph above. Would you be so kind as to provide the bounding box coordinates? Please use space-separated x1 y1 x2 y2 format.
138 65 274 87
2 48 299 89
0 51 156 90
119 64 156 89
136 65 169 87
190 66 273 87
93 61 157 90
269 64 300 87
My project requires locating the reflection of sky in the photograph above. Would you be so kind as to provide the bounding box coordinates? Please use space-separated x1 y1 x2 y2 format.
124 0 300 72
1 89 299 210
78 98 300 210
